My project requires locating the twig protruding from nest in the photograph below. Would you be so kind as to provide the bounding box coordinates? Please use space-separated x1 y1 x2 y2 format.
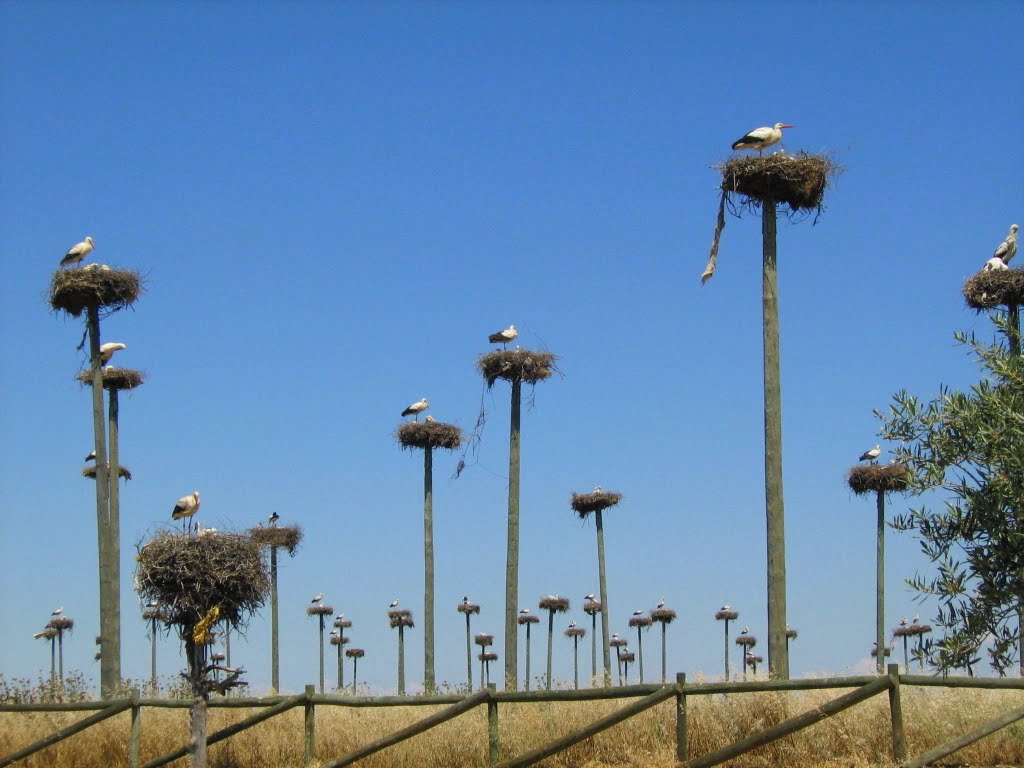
77 368 145 391
478 349 559 388
397 421 464 451
963 268 1024 310
248 525 303 556
571 490 623 519
50 267 143 317
847 464 911 496
539 596 570 612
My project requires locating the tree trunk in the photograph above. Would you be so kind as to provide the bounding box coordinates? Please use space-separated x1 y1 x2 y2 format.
596 509 611 686
107 386 122 694
505 378 522 690
398 625 406 695
423 446 435 694
270 545 279 693
876 490 886 674
762 192 790 680
524 621 532 691
465 613 473 690
545 610 554 690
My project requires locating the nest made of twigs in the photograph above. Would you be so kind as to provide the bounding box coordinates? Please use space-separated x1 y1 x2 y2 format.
135 531 269 628
50 267 143 317
518 613 540 625
628 616 653 629
908 624 933 636
38 627 58 640
539 596 570 612
620 651 635 663
346 647 365 658
719 153 839 213
474 633 494 647
330 635 350 646
583 600 602 615
847 464 911 495
397 421 464 451
82 464 132 481
715 610 739 621
77 368 145 391
893 625 915 638
963 268 1024 310
736 635 758 647
786 628 798 639
389 610 414 629
651 608 677 624
142 608 164 621
248 525 303 555
609 637 628 648
47 616 74 631
871 646 892 658
745 654 764 666
477 349 558 388
571 490 623 518
211 652 226 662
565 627 586 638
307 604 333 617
479 652 499 662
457 602 481 615
333 618 352 629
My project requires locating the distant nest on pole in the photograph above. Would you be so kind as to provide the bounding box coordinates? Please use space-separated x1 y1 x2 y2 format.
334 618 352 629
847 464 911 495
135 531 269 628
518 613 540 625
609 637 628 649
736 635 758 648
628 615 653 629
474 633 494 647
457 602 481 615
651 608 677 624
77 368 145 391
893 625 914 638
477 349 559 388
619 651 635 663
539 596 570 612
479 652 499 662
583 600 602 615
871 646 891 658
908 624 933 636
718 153 840 214
49 267 143 317
963 268 1024 310
248 525 303 556
571 490 623 519
330 635 350 647
345 648 365 658
47 616 74 632
82 464 132 481
745 654 764 666
715 609 739 621
307 604 334 617
786 628 798 640
142 608 164 621
389 609 415 628
39 627 58 640
396 420 464 451
565 627 586 638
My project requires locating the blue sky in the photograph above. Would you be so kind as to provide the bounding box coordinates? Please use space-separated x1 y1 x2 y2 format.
2 1 1022 694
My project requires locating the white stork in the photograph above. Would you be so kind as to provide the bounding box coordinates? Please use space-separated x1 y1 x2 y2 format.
721 604 732 611
52 606 63 616
311 593 324 604
85 450 97 462
268 511 280 525
657 597 666 609
424 415 436 423
389 599 400 608
568 620 577 628
632 609 643 617
732 123 794 154
859 445 881 463
520 608 531 614
488 325 518 349
740 626 749 635
61 236 94 267
994 223 1019 265
99 342 127 365
984 257 1010 272
401 398 429 421
171 491 201 534
585 593 596 601
462 595 470 604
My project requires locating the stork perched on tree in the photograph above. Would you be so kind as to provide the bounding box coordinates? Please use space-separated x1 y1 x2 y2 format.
994 224 1018 265
61 236 94 267
401 398 429 421
859 445 881 463
171 491 201 535
732 123 794 154
99 342 126 365
488 324 517 349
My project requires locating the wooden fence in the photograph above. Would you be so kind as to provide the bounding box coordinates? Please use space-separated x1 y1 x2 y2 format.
2 665 1023 768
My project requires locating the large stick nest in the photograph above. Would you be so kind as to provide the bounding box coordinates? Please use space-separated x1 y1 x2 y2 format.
49 267 143 317
564 627 586 638
77 368 145 391
628 615 653 629
571 490 623 518
457 602 481 615
477 349 559 388
479 652 499 662
38 627 58 640
330 635 350 646
715 610 739 621
847 464 911 495
719 153 839 214
82 464 132 481
389 610 415 629
893 625 915 638
474 633 494 647
651 608 677 624
142 608 164 621
334 618 352 629
307 604 334 617
518 613 540 625
609 637 628 648
539 596 570 612
135 531 269 628
248 525 303 555
963 268 1024 310
786 628 798 639
397 421 464 451
735 635 758 647
345 648 365 658
619 651 635 663
582 600 602 615
47 616 74 632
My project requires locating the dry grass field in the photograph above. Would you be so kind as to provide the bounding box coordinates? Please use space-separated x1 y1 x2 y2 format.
2 676 1023 768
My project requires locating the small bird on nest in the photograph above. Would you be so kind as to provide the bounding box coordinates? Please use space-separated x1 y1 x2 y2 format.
993 223 1018 265
61 236 94 268
859 445 881 463
488 324 518 349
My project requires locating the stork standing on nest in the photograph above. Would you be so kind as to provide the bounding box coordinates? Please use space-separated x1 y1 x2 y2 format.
732 123 794 155
859 445 881 463
993 224 1018 265
171 491 201 534
99 342 126 365
488 324 517 349
61 236 94 267
401 398 429 421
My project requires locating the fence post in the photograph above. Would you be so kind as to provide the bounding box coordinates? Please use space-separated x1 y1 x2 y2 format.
676 672 687 763
887 663 906 762
129 688 141 768
304 685 316 767
487 683 499 766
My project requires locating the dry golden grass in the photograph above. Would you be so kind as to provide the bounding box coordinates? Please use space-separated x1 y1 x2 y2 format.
2 683 1022 767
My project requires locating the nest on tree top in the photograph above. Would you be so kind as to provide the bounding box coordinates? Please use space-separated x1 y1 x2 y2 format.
397 421 464 451
77 368 145 391
47 616 74 632
248 524 303 555
518 613 540 625
715 610 739 621
477 349 558 388
719 153 839 214
474 633 494 647
735 635 758 647
346 648 365 658
651 608 677 624
583 600 602 615
564 627 586 638
847 464 911 495
330 635 350 647
571 490 623 518
82 464 132 481
49 267 143 317
457 602 481 615
389 610 414 628
135 531 269 629
308 604 334 617
628 615 653 629
963 268 1024 310
539 596 570 612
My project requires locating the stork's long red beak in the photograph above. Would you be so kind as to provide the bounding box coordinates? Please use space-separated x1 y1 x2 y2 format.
780 124 795 128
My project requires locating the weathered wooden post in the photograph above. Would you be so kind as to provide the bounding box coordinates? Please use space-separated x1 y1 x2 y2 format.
583 598 600 685
487 682 500 766
458 600 481 690
345 648 364 694
36 627 58 689
676 672 687 763
517 611 539 690
628 614 653 683
539 595 570 690
308 602 334 694
478 348 557 689
397 419 463 694
715 606 738 680
735 631 757 681
129 687 142 768
848 462 910 672
389 609 414 694
304 684 316 767
564 624 586 689
51 264 141 697
887 663 907 761
609 636 628 686
249 523 302 693
707 153 839 679
571 489 622 687
651 606 677 684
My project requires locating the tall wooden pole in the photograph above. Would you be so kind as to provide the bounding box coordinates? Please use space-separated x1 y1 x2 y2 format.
50 636 56 687
398 625 406 695
423 446 435 693
352 655 358 694
318 614 325 694
150 617 158 691
723 619 731 681
57 630 64 685
545 610 554 690
876 490 886 674
572 636 579 690
465 613 473 690
524 622 532 691
337 641 343 690
1010 303 1022 676
660 622 667 683
636 626 645 683
595 510 612 686
107 386 122 692
270 546 279 692
590 610 597 684
86 305 118 697
762 192 790 680
505 378 522 690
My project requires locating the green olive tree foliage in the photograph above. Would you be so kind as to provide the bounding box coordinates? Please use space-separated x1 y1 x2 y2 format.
878 318 1024 674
